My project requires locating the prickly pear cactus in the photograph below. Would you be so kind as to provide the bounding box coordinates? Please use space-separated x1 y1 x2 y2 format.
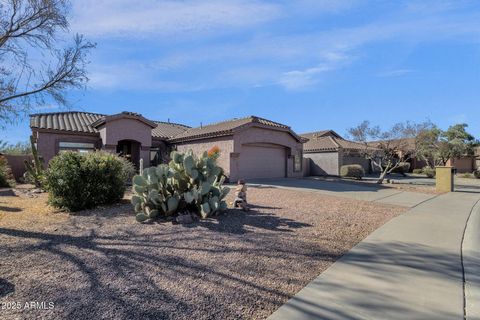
131 149 229 222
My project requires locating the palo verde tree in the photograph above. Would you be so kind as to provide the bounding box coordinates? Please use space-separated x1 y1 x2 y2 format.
416 123 477 167
348 120 434 184
0 0 94 127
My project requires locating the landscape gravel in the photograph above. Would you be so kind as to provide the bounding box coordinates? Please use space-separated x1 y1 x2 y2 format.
0 186 406 319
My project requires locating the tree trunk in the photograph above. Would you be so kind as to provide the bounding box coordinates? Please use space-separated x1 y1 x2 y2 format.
376 162 392 184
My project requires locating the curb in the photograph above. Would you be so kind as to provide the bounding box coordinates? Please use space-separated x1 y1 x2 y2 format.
463 198 480 320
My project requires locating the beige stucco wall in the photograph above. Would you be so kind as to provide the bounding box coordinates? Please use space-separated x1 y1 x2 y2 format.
304 151 339 176
97 118 153 166
339 149 371 174
447 157 475 173
35 131 101 164
175 136 234 177
98 118 152 147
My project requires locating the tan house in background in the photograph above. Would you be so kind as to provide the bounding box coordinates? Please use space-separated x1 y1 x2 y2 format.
30 112 307 182
301 130 372 176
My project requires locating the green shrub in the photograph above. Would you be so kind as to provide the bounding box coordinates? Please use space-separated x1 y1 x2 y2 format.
340 164 365 180
390 162 411 175
423 166 436 178
131 149 230 222
0 155 14 187
412 168 423 174
118 156 136 184
474 170 480 179
458 172 475 179
46 151 129 211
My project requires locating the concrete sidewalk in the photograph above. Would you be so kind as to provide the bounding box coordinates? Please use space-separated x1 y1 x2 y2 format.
248 178 437 208
268 191 480 320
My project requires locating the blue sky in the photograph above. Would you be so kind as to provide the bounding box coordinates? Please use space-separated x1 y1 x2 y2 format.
2 0 480 143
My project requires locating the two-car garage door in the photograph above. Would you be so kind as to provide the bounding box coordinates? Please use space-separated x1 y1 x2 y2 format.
238 144 286 179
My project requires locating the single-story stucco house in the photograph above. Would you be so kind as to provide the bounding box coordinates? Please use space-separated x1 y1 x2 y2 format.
300 130 372 176
30 111 307 182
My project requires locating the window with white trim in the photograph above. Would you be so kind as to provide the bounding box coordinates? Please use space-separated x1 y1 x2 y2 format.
58 142 95 153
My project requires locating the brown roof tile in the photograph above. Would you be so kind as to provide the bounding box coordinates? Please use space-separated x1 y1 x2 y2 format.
152 121 190 139
30 111 189 139
30 111 105 133
169 116 305 143
301 130 343 140
301 131 369 152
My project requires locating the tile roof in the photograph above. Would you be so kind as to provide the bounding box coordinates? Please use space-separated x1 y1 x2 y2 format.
30 111 105 134
300 130 343 140
152 121 190 139
169 116 305 142
30 111 189 139
301 132 368 152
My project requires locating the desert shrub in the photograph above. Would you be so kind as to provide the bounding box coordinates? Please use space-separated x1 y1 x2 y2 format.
423 166 436 178
458 172 475 179
23 135 46 188
119 156 136 184
340 164 365 180
46 151 129 211
131 149 229 222
0 155 14 187
412 168 423 174
390 162 411 175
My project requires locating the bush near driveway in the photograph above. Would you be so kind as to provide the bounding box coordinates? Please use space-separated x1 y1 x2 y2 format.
423 166 436 178
389 162 411 176
340 164 365 180
46 151 131 212
0 155 14 187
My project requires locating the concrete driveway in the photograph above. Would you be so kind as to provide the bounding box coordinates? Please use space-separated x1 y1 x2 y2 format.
254 178 480 320
247 178 437 208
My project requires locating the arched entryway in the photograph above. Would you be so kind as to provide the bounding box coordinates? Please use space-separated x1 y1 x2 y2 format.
116 139 141 168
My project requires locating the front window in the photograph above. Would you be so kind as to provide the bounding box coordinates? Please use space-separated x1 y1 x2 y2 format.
59 142 95 153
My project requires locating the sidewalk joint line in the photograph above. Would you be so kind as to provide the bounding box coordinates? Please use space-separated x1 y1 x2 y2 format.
372 191 405 203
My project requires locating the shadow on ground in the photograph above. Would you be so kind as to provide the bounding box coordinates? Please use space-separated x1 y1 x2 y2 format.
273 241 472 320
0 278 15 298
0 209 322 320
0 205 22 213
248 177 390 193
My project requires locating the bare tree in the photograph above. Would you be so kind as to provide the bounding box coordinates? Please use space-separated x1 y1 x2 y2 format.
348 121 433 184
0 0 94 126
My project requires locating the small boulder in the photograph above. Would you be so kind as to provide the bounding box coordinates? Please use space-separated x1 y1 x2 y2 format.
176 213 194 224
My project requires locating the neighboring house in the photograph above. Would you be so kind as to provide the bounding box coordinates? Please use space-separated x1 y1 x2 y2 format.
368 138 478 173
30 112 307 182
301 130 372 176
447 156 477 173
367 138 427 171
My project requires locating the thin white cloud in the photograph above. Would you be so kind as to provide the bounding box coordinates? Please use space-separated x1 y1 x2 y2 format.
377 69 416 77
278 52 353 90
72 0 282 38
79 1 480 92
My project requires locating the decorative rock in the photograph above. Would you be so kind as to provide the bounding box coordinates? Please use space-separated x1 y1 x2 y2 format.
176 213 194 224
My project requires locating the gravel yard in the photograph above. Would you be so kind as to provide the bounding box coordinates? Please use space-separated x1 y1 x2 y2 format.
0 186 406 320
